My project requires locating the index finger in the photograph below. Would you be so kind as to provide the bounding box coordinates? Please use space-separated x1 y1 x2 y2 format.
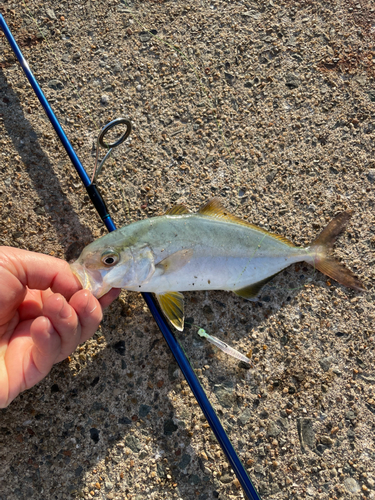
0 247 80 298
0 247 82 329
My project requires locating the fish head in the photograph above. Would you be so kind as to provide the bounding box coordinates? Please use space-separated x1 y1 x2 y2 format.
70 241 136 298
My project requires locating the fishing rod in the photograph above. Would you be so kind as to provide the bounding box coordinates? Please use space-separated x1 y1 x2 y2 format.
0 14 261 500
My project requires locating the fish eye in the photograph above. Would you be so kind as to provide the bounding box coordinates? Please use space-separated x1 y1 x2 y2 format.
101 252 119 266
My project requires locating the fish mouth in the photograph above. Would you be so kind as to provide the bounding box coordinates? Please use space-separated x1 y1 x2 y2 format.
70 262 112 298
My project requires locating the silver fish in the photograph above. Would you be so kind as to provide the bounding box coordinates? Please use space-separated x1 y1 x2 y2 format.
70 198 364 330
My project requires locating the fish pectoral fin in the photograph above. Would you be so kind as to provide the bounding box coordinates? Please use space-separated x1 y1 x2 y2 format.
155 292 184 331
165 204 190 215
233 273 279 299
156 249 193 275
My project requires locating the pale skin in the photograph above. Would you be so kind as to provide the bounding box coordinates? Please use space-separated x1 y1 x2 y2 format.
0 247 120 408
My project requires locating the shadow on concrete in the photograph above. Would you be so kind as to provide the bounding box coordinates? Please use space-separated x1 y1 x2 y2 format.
0 67 93 255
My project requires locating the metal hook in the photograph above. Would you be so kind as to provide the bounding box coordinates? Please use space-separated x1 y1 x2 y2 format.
91 117 132 185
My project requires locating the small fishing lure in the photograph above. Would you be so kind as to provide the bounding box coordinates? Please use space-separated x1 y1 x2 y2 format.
197 328 251 365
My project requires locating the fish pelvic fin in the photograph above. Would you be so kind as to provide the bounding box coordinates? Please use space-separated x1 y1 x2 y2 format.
155 291 184 331
308 211 365 291
199 198 295 246
234 272 280 299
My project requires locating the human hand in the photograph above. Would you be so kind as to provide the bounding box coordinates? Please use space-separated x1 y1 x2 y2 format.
0 246 120 408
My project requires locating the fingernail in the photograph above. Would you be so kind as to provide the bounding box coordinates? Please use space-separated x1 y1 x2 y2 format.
46 318 55 334
89 303 98 314
59 300 72 319
86 294 98 314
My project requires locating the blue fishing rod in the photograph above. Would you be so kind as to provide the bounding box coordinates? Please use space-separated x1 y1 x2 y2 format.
0 14 261 500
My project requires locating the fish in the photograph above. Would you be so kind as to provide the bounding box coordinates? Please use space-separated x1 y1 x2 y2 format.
70 198 365 331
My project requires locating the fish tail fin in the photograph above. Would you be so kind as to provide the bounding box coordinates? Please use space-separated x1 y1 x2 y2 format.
307 211 365 291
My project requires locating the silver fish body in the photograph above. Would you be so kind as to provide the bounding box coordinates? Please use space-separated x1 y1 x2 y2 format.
71 199 364 330
100 214 308 293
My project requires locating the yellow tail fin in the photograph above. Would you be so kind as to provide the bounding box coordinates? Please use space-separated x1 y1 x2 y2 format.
310 212 365 291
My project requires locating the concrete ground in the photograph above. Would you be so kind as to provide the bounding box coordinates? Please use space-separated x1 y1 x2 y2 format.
0 0 374 498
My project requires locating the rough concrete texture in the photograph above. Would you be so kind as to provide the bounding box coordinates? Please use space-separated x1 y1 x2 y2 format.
0 0 374 499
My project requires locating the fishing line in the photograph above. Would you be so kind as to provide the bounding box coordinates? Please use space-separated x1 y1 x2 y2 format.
20 0 246 210
4 3 310 296
20 0 125 184
233 233 268 288
114 169 132 220
120 0 243 201
233 236 320 295
0 14 262 500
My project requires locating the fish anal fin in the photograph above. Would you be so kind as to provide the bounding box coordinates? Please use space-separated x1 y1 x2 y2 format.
165 205 190 215
156 249 193 275
198 198 295 247
156 292 184 331
233 273 279 299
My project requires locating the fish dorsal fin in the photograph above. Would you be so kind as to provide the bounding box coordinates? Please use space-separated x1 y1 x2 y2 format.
198 198 236 219
234 272 280 299
198 198 295 247
155 292 184 331
165 204 190 215
198 197 264 230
